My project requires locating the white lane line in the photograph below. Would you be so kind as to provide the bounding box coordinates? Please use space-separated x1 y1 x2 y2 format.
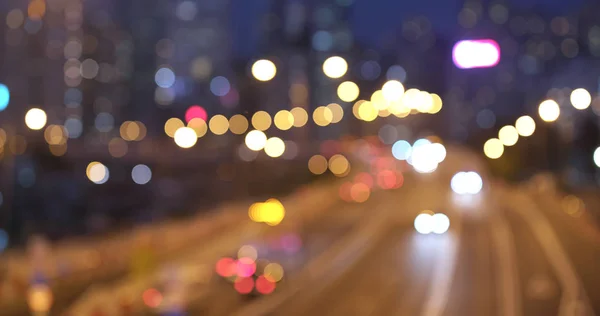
420 219 462 316
509 191 594 316
490 212 522 316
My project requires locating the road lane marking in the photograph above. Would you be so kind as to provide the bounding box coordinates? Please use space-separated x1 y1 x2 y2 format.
490 212 522 316
508 190 594 316
420 220 461 316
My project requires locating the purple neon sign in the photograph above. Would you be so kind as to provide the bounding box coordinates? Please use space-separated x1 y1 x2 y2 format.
452 39 500 69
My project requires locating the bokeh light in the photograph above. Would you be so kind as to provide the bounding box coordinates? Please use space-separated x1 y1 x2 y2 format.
328 154 350 176
327 103 344 124
381 80 405 102
392 140 412 160
337 81 359 102
357 101 378 121
234 277 254 294
44 125 67 145
0 84 10 111
432 213 450 234
256 276 276 295
483 138 504 159
498 125 519 146
164 118 184 138
264 137 285 158
174 127 197 148
594 147 600 168
238 245 258 261
313 106 333 126
245 130 268 151
155 67 175 88
251 59 277 82
570 88 591 110
209 115 229 135
264 263 284 283
25 108 47 130
252 111 272 131
132 164 152 185
453 39 500 69
188 118 208 137
451 171 483 195
322 56 348 79
229 114 249 135
274 110 294 130
538 100 560 122
86 161 109 184
350 183 370 203
515 115 536 137
414 213 433 234
185 105 208 123
290 107 308 127
308 155 328 175
27 284 53 314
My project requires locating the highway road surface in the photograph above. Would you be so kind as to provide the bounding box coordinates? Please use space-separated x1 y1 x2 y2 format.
12 148 600 315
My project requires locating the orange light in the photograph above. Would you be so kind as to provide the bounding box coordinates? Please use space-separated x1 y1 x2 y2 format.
142 288 162 308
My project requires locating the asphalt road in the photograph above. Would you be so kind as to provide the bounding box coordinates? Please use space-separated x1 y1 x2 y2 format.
12 148 600 316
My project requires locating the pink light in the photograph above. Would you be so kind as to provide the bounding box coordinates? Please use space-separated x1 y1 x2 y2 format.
452 39 500 69
185 105 207 123
236 257 256 277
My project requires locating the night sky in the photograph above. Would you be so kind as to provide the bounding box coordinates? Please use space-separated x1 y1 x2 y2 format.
231 0 588 57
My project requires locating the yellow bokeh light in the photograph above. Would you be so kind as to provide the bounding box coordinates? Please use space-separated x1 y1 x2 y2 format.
429 93 443 114
538 100 560 122
86 161 109 184
402 89 421 110
134 121 147 141
249 199 286 226
417 91 434 113
27 284 53 313
337 81 360 102
44 125 67 145
120 121 141 141
188 118 208 137
264 137 285 158
327 103 344 124
313 106 333 126
322 56 348 79
264 263 284 283
274 110 294 131
515 115 536 137
229 114 249 135
328 154 350 176
352 100 365 119
570 88 591 110
174 127 197 148
371 90 388 110
245 130 267 151
25 108 47 130
483 138 504 159
209 115 229 135
164 118 184 138
290 107 308 127
382 80 405 102
251 59 277 82
498 125 519 146
308 155 328 175
252 111 272 131
358 101 378 122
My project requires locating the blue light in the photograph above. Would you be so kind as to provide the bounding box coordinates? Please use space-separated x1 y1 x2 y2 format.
210 76 231 97
392 140 412 160
155 68 176 88
0 84 10 111
0 229 7 253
